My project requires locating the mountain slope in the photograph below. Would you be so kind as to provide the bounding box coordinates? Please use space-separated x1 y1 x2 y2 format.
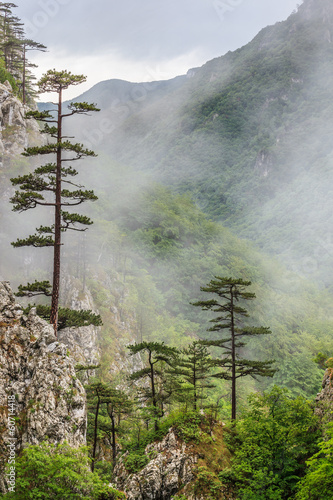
11 0 331 405
63 0 333 286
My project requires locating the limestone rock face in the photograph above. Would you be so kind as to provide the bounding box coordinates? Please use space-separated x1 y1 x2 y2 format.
0 81 40 163
315 369 333 421
114 429 198 500
58 275 101 382
58 272 144 386
0 282 86 492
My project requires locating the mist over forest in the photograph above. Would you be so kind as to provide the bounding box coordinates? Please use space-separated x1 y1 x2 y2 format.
1 1 333 498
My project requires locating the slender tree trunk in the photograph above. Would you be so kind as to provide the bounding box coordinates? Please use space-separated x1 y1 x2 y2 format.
49 87 62 335
92 396 100 472
108 405 117 466
149 352 158 431
22 45 26 106
193 360 197 411
3 12 8 70
111 413 117 465
82 232 86 292
231 286 236 421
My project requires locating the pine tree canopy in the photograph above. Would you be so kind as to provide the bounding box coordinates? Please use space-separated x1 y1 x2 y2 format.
193 276 276 420
23 304 102 331
38 69 86 93
15 280 52 297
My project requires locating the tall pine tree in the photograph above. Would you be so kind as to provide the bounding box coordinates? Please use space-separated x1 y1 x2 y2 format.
127 342 178 430
20 39 47 105
85 382 113 472
0 3 47 103
10 70 100 335
169 341 215 411
193 277 275 421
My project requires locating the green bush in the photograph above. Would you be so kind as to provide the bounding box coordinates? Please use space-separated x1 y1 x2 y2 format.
295 422 333 499
174 411 203 443
0 65 18 93
123 450 149 474
233 387 320 499
0 441 125 499
121 410 205 474
194 465 223 499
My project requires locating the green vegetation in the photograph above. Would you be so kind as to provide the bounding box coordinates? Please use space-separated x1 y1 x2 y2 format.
0 441 125 499
75 176 333 494
169 341 215 411
127 341 178 430
79 183 333 408
23 304 102 331
233 386 320 499
295 422 333 499
0 59 17 91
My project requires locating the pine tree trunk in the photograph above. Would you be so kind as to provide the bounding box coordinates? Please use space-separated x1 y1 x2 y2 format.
231 286 236 421
149 352 158 431
111 411 117 465
193 361 197 411
22 45 26 106
92 397 100 472
49 87 62 335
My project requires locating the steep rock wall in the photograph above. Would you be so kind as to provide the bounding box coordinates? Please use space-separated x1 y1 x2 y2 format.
0 282 86 493
114 423 235 500
0 81 40 164
315 369 333 421
114 429 198 500
58 274 101 382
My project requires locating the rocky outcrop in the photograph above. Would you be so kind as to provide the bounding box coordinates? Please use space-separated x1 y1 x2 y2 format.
0 81 40 163
114 420 235 500
315 369 333 421
114 429 198 500
0 282 86 493
255 150 272 178
58 275 101 382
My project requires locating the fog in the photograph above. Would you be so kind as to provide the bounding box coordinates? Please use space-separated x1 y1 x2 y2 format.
1 0 332 401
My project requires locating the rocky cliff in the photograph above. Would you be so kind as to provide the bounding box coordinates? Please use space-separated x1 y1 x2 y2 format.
58 274 101 382
114 429 199 500
315 368 333 422
0 282 86 493
0 81 40 164
114 423 234 500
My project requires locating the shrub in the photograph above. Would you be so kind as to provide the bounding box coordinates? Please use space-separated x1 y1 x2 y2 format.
1 441 125 499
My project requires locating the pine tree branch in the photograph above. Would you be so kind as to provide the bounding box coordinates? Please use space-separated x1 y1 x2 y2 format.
62 101 100 117
10 190 47 211
15 280 52 297
11 234 54 247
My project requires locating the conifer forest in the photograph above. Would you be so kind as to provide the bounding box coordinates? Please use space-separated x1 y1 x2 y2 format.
1 1 333 499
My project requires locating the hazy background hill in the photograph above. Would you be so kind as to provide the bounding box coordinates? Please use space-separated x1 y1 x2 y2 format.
50 0 333 289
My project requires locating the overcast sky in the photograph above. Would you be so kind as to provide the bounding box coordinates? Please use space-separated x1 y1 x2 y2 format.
15 0 300 99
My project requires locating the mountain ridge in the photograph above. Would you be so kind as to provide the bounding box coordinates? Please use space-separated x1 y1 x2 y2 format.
55 0 333 286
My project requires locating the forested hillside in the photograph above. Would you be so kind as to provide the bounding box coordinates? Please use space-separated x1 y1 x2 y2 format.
65 0 333 287
1 0 333 498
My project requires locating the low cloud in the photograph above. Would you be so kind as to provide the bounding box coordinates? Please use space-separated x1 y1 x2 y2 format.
16 0 300 98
